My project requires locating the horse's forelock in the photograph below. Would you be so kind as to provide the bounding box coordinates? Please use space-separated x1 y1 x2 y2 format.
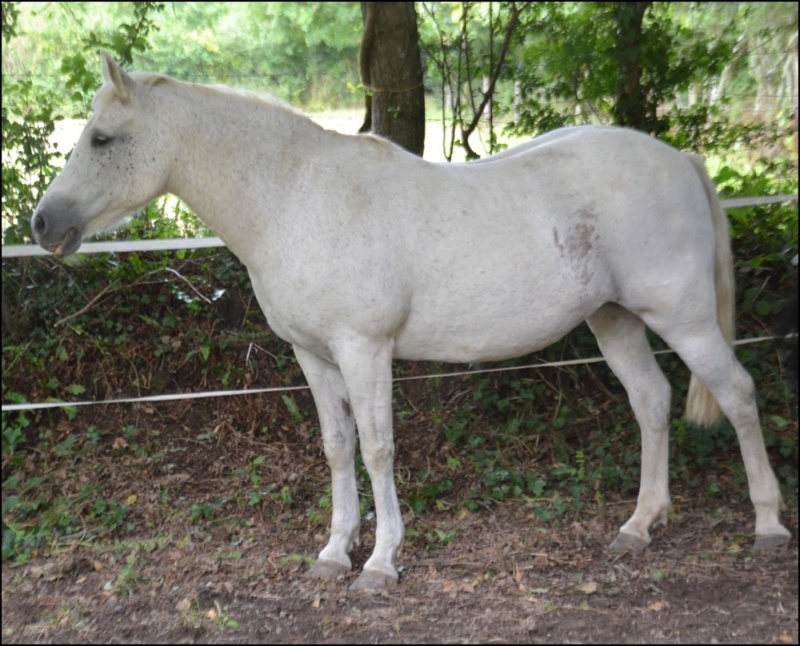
92 84 117 112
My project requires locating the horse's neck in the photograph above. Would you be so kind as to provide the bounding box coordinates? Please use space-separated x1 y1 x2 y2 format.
164 84 320 260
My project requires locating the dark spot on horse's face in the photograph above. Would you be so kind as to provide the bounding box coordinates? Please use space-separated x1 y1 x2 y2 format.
341 399 352 417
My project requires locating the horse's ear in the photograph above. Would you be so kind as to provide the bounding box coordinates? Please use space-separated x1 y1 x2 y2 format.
100 50 135 103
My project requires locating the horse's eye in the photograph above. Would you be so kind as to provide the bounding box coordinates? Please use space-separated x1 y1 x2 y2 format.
91 133 113 148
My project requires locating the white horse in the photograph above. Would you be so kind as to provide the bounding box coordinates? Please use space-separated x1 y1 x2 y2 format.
32 53 790 593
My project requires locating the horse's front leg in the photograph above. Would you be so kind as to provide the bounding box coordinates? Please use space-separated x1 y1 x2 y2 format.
293 345 360 579
336 339 403 593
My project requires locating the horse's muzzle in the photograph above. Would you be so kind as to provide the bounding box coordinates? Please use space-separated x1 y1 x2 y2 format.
32 204 84 258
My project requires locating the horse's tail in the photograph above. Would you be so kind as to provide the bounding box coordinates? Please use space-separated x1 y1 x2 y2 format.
684 154 734 427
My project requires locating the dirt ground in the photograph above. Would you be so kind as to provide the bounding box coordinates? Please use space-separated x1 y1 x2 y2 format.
2 398 797 645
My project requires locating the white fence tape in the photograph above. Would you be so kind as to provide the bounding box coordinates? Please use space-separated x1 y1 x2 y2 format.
2 195 797 258
2 335 791 413
1 236 225 258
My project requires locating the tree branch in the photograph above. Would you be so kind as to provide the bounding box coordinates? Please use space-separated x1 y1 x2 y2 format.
461 2 522 159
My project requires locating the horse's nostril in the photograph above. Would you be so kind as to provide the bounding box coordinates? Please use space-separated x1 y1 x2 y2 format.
33 214 46 235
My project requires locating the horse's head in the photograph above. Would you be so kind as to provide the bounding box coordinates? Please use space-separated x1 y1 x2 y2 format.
32 51 172 257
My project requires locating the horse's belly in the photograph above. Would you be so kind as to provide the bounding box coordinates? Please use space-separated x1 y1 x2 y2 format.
393 298 595 363
394 330 574 363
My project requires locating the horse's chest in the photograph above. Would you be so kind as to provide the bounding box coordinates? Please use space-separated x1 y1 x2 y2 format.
246 269 339 357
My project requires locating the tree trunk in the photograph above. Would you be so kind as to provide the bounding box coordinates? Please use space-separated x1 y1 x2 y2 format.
359 2 425 156
611 1 664 135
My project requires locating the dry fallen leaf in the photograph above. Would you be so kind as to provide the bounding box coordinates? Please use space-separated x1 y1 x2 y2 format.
29 563 61 581
533 554 549 567
112 437 128 450
312 593 321 609
176 598 192 613
574 581 598 594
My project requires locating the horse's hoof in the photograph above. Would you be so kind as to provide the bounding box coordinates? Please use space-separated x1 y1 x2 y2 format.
754 533 791 550
307 559 350 580
348 569 397 594
609 531 649 554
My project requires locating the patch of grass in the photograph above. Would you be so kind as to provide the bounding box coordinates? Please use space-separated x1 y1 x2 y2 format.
2 478 136 564
86 535 173 560
280 553 316 567
114 553 148 596
190 497 227 525
178 599 239 631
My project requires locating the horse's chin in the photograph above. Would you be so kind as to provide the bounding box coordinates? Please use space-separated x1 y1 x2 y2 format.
52 227 83 258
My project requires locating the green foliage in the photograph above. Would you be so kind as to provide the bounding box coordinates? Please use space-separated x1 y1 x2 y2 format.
281 395 304 425
190 497 226 524
420 2 796 167
2 394 30 458
400 350 635 519
83 2 164 66
1 78 63 244
229 456 301 512
507 3 735 144
3 2 361 109
2 2 20 43
219 2 362 108
307 485 332 526
714 162 798 245
2 464 134 564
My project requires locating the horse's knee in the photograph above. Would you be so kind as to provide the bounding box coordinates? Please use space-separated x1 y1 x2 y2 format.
361 440 395 474
322 429 356 472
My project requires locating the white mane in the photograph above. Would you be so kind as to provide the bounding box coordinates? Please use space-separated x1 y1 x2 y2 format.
117 71 320 128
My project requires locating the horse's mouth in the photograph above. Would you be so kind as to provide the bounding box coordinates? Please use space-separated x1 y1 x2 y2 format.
51 227 82 258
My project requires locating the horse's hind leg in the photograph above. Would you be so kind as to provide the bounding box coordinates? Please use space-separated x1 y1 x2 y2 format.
587 304 672 551
293 345 361 579
648 321 791 548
